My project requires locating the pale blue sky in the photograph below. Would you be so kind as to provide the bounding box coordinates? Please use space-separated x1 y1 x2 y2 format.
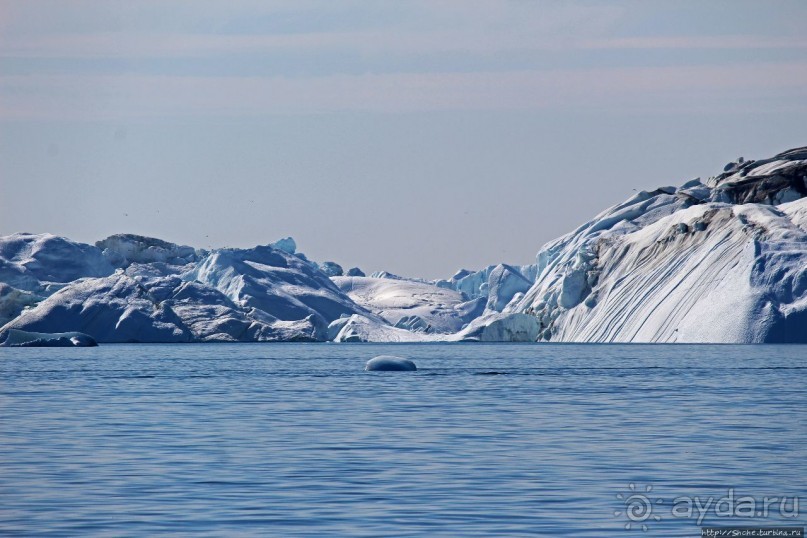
1 0 805 278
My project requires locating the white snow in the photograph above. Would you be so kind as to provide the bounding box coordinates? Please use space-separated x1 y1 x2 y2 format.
0 232 113 293
184 245 367 327
331 276 477 333
332 314 447 342
745 159 806 178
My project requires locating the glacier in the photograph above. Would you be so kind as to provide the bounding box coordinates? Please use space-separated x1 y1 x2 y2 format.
1 146 805 343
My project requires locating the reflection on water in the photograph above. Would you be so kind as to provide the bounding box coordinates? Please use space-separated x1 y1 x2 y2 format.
1 343 805 536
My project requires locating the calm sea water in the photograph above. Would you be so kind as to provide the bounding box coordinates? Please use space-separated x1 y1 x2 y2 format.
1 343 805 537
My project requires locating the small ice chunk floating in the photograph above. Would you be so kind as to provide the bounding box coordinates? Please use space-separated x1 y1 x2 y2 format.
364 355 417 372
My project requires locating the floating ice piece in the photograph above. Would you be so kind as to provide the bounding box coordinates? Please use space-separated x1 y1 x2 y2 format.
0 328 97 347
365 355 417 371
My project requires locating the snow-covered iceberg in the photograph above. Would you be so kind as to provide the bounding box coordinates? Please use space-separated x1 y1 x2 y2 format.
185 245 368 328
1 240 372 343
1 273 194 343
510 146 807 343
1 146 805 343
0 233 114 325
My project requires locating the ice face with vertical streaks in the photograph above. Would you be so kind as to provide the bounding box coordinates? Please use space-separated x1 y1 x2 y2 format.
512 146 807 343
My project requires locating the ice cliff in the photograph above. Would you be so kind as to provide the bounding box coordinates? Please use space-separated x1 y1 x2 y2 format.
1 146 805 343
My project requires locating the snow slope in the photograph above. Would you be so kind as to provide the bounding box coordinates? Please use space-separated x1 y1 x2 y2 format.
0 233 114 324
331 276 483 333
185 245 369 328
1 273 194 343
0 232 113 293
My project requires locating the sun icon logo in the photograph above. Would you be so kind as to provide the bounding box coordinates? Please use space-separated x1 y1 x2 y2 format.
614 483 664 531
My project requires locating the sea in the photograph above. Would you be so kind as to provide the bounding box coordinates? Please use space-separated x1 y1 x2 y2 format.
1 343 805 537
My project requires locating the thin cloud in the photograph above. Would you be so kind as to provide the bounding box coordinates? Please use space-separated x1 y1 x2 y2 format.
3 63 805 120
5 32 807 61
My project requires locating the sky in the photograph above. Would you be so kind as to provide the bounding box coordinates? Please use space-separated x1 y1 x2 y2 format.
1 1 805 279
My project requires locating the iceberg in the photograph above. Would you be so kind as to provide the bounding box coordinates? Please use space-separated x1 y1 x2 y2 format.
365 355 417 371
0 328 97 347
1 273 194 343
270 237 297 255
1 146 805 343
445 263 537 302
511 146 807 343
331 314 446 343
2 242 371 343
